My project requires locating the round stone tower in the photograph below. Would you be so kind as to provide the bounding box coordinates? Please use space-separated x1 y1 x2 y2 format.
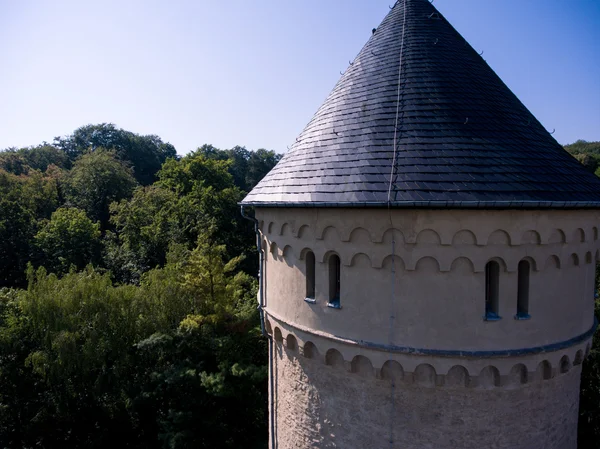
241 1 600 448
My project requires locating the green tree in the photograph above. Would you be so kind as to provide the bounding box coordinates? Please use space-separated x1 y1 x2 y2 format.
54 124 177 185
34 208 101 275
157 152 253 267
106 186 182 283
64 150 137 227
0 199 35 288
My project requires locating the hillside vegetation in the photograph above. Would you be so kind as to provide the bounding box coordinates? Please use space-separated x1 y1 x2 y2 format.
564 140 600 177
0 124 280 448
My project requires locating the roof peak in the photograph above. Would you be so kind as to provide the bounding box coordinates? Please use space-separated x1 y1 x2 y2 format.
242 2 600 209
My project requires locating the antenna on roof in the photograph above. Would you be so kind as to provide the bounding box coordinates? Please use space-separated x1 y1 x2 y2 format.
479 50 484 56
550 129 556 135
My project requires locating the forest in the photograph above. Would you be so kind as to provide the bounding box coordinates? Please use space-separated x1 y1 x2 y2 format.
0 123 280 448
0 127 599 448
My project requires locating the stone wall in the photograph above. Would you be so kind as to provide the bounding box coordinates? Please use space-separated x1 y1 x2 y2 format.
272 341 581 449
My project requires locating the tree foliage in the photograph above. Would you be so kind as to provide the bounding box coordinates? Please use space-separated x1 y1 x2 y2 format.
0 125 279 447
54 123 177 185
63 150 137 227
34 208 101 275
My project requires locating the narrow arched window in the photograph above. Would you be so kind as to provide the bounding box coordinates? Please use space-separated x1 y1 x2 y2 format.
328 254 341 309
485 261 500 320
305 251 316 303
516 260 531 320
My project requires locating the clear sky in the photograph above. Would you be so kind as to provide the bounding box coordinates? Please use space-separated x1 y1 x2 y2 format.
1 0 598 155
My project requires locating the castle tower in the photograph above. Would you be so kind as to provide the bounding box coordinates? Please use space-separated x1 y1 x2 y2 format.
241 1 600 448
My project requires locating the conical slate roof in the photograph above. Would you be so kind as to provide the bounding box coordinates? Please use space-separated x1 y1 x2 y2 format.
242 0 600 208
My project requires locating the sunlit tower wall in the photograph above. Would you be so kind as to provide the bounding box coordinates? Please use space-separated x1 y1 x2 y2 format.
241 1 600 448
256 208 597 449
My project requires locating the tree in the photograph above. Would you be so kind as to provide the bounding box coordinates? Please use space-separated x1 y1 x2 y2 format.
194 145 281 192
63 150 137 227
34 208 101 275
106 186 182 283
574 154 600 174
54 124 177 185
158 153 254 269
0 199 35 288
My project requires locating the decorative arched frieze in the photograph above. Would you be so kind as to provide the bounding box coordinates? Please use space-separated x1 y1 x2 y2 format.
413 256 441 273
451 230 477 246
317 225 342 242
543 255 561 270
348 253 372 268
570 253 580 267
281 245 294 267
382 228 406 246
380 255 406 271
274 327 283 343
269 242 278 259
280 222 292 236
325 349 345 369
415 229 442 245
585 252 593 264
573 228 586 243
265 319 273 335
301 341 318 359
348 227 373 246
520 230 542 245
479 366 501 389
446 365 469 387
536 360 553 381
508 364 528 387
487 229 512 246
381 360 404 382
574 350 584 366
449 257 475 273
351 355 374 378
286 334 298 351
271 324 591 389
594 227 599 241
414 364 436 387
297 224 312 239
548 229 566 244
267 222 274 234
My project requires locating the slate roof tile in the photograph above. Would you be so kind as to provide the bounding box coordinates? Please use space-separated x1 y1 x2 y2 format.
242 0 600 208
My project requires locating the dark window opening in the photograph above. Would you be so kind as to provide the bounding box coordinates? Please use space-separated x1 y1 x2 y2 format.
305 251 316 303
516 260 531 320
485 261 500 320
328 254 341 309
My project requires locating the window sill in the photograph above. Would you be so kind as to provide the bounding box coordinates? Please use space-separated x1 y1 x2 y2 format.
327 301 342 309
483 312 501 321
514 313 531 321
304 297 316 304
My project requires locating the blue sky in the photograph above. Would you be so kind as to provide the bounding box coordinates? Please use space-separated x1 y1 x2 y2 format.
1 0 598 155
